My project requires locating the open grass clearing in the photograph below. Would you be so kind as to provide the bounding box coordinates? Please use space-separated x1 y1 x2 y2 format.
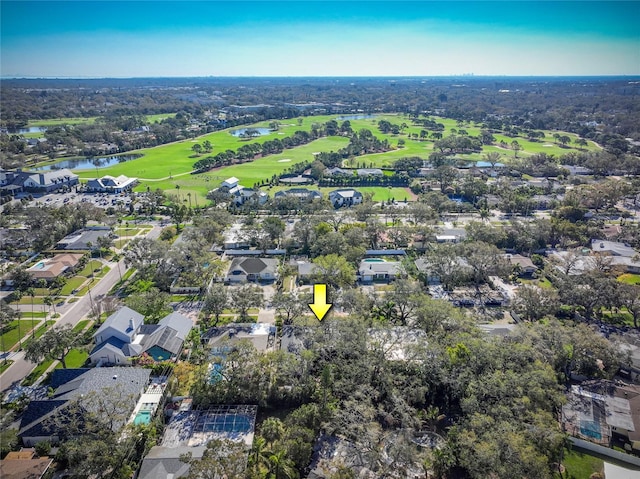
77 259 104 277
19 311 48 319
29 117 97 127
114 227 143 236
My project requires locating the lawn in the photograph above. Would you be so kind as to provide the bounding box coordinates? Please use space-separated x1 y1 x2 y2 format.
60 276 88 295
618 273 640 285
0 360 13 374
0 320 41 350
557 448 603 479
55 349 89 369
135 136 351 205
114 227 143 236
22 359 54 386
77 259 104 277
72 320 91 333
19 311 48 319
19 320 55 350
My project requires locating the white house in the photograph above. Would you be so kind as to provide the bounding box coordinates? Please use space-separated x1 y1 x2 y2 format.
357 260 403 284
329 189 363 208
90 307 193 365
225 257 279 283
86 175 138 193
221 177 240 189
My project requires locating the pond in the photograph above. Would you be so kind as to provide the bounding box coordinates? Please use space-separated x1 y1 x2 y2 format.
336 115 376 121
229 127 271 137
33 155 143 171
475 161 505 168
7 126 48 134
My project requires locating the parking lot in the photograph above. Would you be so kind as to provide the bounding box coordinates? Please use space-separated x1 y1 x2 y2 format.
29 190 134 210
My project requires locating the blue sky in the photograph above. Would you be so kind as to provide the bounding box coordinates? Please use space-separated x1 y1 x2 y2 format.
1 1 638 77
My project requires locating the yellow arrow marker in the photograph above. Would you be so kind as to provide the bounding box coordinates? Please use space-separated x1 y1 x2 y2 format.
309 284 332 321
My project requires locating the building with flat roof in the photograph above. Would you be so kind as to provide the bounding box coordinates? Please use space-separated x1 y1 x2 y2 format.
86 175 138 193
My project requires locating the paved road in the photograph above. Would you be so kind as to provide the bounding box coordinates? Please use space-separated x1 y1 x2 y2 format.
0 226 162 394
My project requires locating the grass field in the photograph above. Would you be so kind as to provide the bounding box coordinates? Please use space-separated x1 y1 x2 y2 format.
58 113 598 206
22 359 54 386
72 320 91 333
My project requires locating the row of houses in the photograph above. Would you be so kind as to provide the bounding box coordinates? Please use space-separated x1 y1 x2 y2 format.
212 177 364 207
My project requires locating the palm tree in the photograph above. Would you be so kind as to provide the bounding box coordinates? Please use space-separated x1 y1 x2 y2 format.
248 436 271 476
268 449 297 479
26 287 36 338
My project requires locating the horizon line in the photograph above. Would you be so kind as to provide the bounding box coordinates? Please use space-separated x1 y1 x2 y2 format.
3 74 640 80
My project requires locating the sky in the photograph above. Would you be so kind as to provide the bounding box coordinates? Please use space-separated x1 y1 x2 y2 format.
1 1 639 78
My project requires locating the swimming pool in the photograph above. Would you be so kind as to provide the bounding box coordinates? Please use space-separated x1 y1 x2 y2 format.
363 258 385 263
134 410 152 425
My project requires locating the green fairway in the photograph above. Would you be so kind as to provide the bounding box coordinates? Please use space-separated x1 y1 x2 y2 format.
136 136 350 205
60 112 598 206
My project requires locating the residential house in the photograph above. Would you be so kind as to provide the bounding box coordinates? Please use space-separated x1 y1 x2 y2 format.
357 259 403 284
214 177 268 206
0 448 53 479
324 167 349 176
435 227 467 243
225 257 279 283
291 260 317 284
222 223 250 250
274 188 322 201
26 253 84 281
86 175 138 193
56 226 112 250
19 367 151 446
0 170 24 196
90 307 193 365
356 168 384 177
591 239 640 274
329 189 363 208
503 254 537 277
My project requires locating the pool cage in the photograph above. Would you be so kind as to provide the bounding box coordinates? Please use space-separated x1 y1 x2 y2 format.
192 405 258 435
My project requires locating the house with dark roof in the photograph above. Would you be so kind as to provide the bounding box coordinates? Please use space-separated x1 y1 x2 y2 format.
225 257 279 283
329 189 363 208
16 169 79 193
18 367 151 446
90 307 193 365
503 254 537 277
274 188 322 201
56 226 112 250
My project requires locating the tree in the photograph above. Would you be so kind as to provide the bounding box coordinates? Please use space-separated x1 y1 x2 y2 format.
125 288 171 323
262 217 286 247
231 284 263 321
24 324 76 368
312 254 355 290
511 140 522 158
191 143 203 155
202 140 213 153
169 203 189 232
272 290 309 325
0 300 17 361
512 285 559 321
181 438 247 479
484 151 502 168
202 284 228 326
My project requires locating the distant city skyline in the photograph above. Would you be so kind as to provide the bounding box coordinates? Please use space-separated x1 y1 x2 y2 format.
1 1 639 78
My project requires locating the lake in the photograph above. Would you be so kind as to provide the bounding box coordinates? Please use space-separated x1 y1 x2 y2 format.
7 126 47 134
336 115 376 120
229 127 271 137
33 155 143 171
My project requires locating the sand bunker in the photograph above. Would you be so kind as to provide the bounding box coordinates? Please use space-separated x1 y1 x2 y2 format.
542 143 554 147
277 159 292 163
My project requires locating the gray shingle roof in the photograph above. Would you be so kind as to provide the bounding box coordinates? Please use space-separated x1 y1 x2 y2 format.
94 306 144 339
